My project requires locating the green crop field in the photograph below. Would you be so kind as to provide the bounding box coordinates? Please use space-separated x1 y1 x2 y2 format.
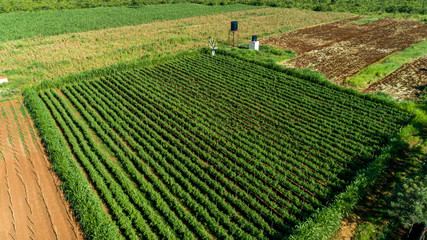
0 4 261 42
24 51 411 239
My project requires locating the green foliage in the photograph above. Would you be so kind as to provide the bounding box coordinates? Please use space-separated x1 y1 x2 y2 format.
224 44 296 64
388 159 427 228
0 0 425 15
34 49 198 91
353 222 384 240
348 16 383 24
420 86 427 101
0 4 261 42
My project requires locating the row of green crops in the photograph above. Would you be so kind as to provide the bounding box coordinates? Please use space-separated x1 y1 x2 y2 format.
28 52 411 239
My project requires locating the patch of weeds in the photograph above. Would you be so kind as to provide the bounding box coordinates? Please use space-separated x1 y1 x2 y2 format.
2 68 23 75
353 222 385 240
349 16 383 25
0 88 19 99
167 36 195 44
224 43 296 64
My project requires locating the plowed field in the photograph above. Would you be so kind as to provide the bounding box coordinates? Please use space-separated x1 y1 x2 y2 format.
364 56 427 100
0 99 83 240
262 17 427 85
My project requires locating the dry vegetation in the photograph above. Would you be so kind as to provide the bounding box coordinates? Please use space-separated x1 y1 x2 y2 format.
0 8 352 88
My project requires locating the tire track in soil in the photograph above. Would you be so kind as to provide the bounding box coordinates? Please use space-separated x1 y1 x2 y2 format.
0 99 83 240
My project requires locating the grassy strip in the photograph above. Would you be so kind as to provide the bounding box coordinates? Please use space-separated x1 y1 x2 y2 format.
347 16 383 24
0 4 261 42
346 40 427 88
22 88 122 240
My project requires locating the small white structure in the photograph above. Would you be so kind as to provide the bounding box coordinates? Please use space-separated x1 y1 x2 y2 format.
249 41 259 51
209 37 218 56
0 76 8 84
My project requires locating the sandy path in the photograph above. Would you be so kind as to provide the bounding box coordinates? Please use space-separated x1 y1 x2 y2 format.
0 99 83 240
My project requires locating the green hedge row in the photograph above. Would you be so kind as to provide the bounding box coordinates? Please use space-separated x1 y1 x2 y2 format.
22 88 122 240
0 0 425 15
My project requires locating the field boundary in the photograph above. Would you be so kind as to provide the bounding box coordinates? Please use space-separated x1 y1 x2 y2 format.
346 39 427 88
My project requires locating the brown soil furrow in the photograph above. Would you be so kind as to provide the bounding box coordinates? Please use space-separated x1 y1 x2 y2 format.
0 99 83 240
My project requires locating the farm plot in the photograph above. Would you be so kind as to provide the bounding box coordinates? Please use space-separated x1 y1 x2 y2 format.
262 17 427 84
35 53 410 239
364 55 427 100
0 99 82 240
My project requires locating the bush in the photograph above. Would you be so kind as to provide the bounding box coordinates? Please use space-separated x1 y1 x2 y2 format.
388 159 427 229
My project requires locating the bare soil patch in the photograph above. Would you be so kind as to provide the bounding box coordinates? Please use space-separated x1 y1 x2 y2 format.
262 18 427 84
364 56 427 101
331 216 362 240
0 99 83 240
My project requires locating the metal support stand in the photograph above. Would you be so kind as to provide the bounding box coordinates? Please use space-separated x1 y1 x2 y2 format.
228 30 239 47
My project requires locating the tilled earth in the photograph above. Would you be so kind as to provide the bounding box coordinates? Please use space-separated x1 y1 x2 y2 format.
364 56 427 101
262 17 427 86
0 99 83 240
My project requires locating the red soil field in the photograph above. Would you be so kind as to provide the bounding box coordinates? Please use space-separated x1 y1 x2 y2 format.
0 99 83 240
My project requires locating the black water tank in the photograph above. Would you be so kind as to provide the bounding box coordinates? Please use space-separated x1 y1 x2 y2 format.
231 21 238 31
252 35 257 41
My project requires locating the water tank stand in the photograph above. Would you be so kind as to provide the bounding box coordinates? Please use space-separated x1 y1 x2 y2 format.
228 31 239 47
